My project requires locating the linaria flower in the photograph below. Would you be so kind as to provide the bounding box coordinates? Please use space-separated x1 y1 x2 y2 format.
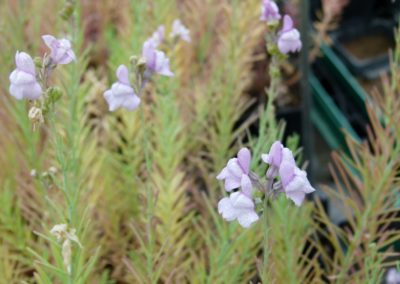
170 19 191 42
217 147 253 196
260 0 281 23
277 15 302 54
218 191 259 228
142 39 174 77
387 268 400 284
151 25 165 47
9 51 42 100
261 141 284 178
103 65 141 112
279 148 315 206
42 35 76 65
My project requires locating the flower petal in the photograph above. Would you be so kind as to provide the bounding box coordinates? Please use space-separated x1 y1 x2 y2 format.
226 158 243 178
9 84 24 100
286 190 306 206
224 176 241 192
217 167 228 180
240 174 253 197
237 211 259 228
122 94 141 111
218 197 237 221
279 160 295 187
116 65 130 85
230 192 254 209
9 70 36 84
237 147 251 174
42 34 57 48
282 15 294 32
15 52 36 75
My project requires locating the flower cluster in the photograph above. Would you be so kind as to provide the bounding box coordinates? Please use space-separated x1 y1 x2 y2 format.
103 19 190 112
8 35 75 128
260 0 302 54
217 141 315 228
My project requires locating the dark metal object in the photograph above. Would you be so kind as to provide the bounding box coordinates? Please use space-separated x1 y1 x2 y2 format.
301 0 315 182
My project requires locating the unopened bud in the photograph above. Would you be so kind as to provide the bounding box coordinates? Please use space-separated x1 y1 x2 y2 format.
48 166 58 174
137 57 147 74
60 1 75 21
47 87 63 103
34 57 43 68
129 55 139 66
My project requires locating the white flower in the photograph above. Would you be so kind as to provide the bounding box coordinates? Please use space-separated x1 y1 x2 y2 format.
9 52 42 100
103 65 141 111
170 19 191 42
42 35 76 65
218 192 259 228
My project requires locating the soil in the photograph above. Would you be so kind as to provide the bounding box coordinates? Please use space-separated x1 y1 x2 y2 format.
342 34 394 60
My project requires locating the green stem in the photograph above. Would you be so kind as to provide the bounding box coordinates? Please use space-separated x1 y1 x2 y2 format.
262 178 273 283
261 24 283 283
140 106 156 284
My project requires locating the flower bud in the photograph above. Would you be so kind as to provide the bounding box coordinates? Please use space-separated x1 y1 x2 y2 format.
47 86 63 103
60 1 75 21
34 57 43 68
136 57 147 74
129 55 139 66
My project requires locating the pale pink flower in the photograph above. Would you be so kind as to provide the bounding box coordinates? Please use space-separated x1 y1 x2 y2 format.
279 148 315 206
151 25 165 47
260 0 281 23
103 65 141 112
142 39 174 77
218 191 259 228
277 15 302 54
261 141 285 178
9 51 42 100
42 35 76 65
170 19 191 42
387 268 400 284
217 147 253 196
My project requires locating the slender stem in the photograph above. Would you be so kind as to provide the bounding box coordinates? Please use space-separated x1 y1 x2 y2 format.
261 24 281 284
262 178 274 283
140 106 155 283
